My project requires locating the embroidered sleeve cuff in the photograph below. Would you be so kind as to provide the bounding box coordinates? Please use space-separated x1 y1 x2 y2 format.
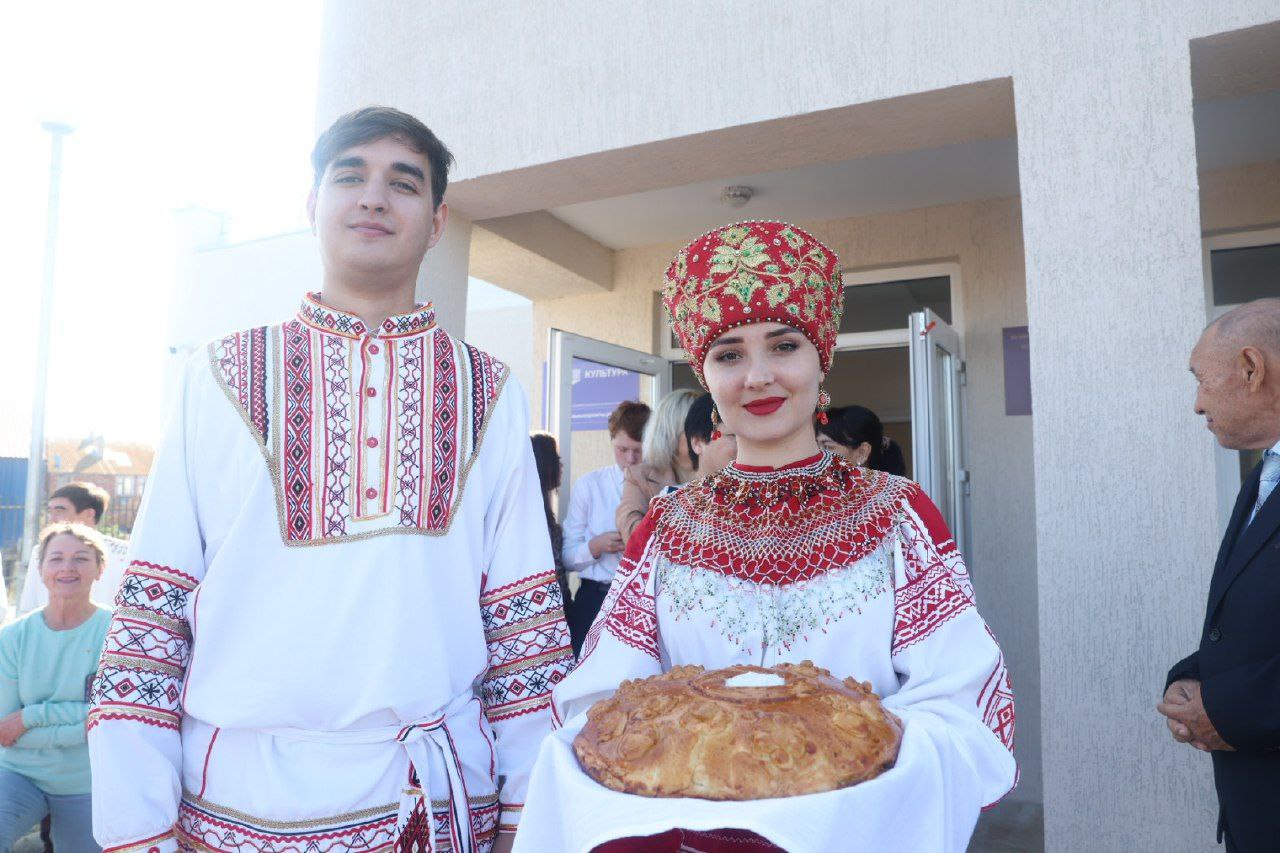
498 803 522 832
103 829 177 853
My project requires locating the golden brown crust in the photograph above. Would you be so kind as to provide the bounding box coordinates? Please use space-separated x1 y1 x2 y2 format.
573 661 902 800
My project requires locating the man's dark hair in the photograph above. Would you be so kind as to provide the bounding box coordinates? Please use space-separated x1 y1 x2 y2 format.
50 481 110 525
818 405 908 477
311 106 455 209
683 393 716 469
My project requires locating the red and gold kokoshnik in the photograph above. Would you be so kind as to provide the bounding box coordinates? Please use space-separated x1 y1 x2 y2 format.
662 221 844 384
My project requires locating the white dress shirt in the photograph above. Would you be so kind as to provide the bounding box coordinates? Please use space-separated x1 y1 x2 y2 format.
1248 438 1280 525
562 464 625 583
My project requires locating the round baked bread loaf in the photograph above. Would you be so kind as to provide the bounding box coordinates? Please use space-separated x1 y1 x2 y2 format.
573 661 901 800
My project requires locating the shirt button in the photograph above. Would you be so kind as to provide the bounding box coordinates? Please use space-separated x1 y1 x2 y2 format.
366 387 377 398
368 343 380 355
365 487 377 500
366 437 378 449
1208 627 1222 642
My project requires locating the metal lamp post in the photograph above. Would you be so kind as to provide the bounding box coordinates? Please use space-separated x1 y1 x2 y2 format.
21 121 74 562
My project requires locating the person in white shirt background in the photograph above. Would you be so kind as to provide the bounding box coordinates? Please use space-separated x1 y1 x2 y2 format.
17 483 127 619
561 400 649 655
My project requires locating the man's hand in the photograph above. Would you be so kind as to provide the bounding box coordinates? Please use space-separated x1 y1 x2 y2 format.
0 710 26 747
588 531 625 559
492 832 515 853
1157 679 1235 752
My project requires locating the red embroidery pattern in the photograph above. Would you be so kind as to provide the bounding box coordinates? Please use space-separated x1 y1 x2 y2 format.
177 795 498 853
426 332 460 531
395 335 426 528
465 344 504 455
653 455 907 584
282 320 315 540
479 574 573 721
890 563 971 654
212 326 269 445
980 631 1016 754
579 539 661 664
891 491 976 653
321 333 352 538
177 797 399 853
210 305 508 544
89 562 197 733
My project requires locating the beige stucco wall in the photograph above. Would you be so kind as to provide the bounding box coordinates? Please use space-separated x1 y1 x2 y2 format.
532 197 1044 803
318 2 1280 848
465 304 537 417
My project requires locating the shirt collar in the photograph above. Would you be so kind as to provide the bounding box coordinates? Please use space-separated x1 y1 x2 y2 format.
297 292 436 339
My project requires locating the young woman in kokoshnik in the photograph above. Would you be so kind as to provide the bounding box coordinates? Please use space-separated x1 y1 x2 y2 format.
516 222 1017 853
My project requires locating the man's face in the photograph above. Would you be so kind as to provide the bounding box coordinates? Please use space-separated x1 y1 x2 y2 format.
1190 326 1274 450
611 433 643 469
47 496 97 526
307 136 447 285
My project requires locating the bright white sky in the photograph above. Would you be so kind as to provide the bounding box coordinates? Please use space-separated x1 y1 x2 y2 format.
1 1 322 445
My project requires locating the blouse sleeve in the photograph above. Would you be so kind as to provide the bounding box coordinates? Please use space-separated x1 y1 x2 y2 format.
552 508 665 726
615 466 650 542
477 382 574 834
22 700 89 728
882 484 1017 814
87 355 211 853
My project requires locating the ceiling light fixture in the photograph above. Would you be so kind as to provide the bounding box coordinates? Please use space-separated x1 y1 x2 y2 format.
719 185 754 208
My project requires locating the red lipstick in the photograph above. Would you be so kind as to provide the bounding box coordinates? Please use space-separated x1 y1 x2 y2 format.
743 396 785 415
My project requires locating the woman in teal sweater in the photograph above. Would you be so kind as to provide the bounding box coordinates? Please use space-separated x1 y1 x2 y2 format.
0 523 112 853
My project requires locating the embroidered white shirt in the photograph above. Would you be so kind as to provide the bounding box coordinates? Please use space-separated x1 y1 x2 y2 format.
86 294 572 853
561 464 626 583
522 455 1016 853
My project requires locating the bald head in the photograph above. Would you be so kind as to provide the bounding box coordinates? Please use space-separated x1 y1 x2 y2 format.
1192 298 1280 450
1206 298 1280 358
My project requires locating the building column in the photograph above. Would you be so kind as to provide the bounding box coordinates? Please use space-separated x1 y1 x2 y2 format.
419 212 472 337
1013 13 1221 851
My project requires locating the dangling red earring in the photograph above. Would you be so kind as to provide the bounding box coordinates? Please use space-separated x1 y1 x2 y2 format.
815 389 831 425
710 404 723 442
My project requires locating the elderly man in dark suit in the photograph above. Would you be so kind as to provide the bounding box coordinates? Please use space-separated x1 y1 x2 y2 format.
1160 297 1280 852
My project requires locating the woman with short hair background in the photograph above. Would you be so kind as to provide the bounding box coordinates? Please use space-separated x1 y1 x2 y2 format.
0 523 111 853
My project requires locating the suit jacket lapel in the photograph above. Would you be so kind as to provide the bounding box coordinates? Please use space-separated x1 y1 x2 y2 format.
1207 462 1273 617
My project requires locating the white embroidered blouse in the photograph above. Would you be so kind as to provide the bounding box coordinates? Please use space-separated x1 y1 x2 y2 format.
518 452 1016 852
87 294 572 853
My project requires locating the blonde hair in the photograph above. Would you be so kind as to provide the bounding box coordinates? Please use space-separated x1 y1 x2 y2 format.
38 522 107 569
642 389 700 473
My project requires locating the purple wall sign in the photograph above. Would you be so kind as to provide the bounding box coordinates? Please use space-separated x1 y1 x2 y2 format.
572 358 641 431
1002 326 1032 416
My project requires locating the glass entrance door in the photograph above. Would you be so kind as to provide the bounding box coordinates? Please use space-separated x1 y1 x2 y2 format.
909 309 968 554
547 330 671 518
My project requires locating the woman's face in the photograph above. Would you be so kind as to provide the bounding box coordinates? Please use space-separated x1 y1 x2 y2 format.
40 533 102 603
691 431 738 476
815 433 872 466
702 322 822 456
815 432 848 458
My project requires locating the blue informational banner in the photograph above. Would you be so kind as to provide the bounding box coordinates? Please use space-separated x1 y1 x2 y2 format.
572 358 641 431
1002 326 1032 416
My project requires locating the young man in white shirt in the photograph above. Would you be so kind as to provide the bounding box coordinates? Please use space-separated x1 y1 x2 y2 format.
560 401 648 654
16 482 129 618
87 107 571 853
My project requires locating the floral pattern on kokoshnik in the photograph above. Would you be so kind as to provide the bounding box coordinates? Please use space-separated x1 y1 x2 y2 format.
661 221 844 384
